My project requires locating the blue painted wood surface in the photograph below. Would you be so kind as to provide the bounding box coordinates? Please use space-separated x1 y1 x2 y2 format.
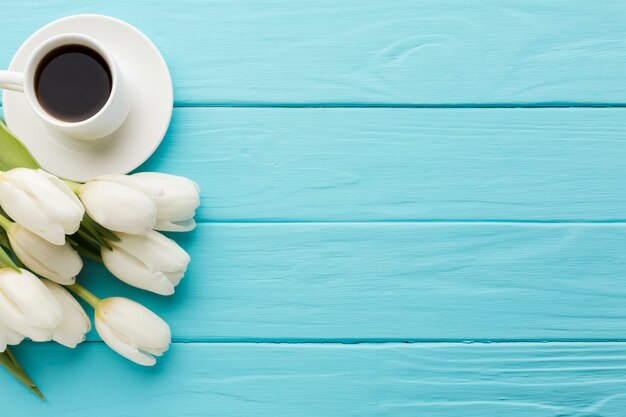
5 342 626 417
80 223 626 341
138 108 626 222
2 1 626 106
2 2 626 416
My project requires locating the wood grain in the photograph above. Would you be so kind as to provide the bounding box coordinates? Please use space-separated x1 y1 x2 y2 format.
138 107 626 222
2 1 626 105
2 3 625 415
4 341 626 416
74 222 626 341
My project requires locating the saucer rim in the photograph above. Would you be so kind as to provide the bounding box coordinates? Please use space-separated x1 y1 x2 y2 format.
3 14 173 181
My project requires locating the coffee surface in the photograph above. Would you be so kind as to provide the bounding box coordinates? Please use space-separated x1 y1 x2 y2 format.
35 45 112 122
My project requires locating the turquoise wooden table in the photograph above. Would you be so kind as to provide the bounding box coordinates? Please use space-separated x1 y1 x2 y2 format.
4 1 626 416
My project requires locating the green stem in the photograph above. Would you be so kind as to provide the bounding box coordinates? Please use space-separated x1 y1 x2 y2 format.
62 179 83 194
0 212 13 232
67 283 101 309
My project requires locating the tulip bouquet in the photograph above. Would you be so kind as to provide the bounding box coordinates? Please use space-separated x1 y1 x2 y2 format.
0 121 199 397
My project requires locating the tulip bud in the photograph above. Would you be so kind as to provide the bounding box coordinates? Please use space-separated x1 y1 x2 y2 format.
79 175 162 235
101 231 190 295
95 297 170 366
41 280 91 348
0 269 63 341
0 168 84 245
8 224 83 285
0 324 23 352
131 173 200 232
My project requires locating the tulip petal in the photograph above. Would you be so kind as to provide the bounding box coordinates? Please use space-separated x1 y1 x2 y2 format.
102 231 190 295
37 170 85 234
95 175 164 199
3 327 23 346
0 269 63 341
154 218 196 232
5 169 83 234
42 280 91 348
0 181 66 245
96 320 156 366
99 298 170 350
102 247 175 295
132 172 200 192
132 172 200 223
0 325 24 352
95 298 170 366
80 181 157 234
9 225 82 285
114 231 190 276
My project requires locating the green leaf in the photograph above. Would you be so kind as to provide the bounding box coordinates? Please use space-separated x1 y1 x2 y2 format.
77 213 120 250
83 213 120 242
0 348 44 399
0 120 40 171
0 245 19 271
71 240 103 262
69 233 104 262
69 232 98 252
79 221 112 250
0 228 9 249
76 227 105 250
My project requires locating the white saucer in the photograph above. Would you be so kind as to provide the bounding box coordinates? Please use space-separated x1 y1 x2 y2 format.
3 14 173 181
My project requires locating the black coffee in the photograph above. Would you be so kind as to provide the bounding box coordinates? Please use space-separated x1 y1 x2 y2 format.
35 45 112 122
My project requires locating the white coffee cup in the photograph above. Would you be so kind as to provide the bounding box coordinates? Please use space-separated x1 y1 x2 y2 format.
0 33 130 140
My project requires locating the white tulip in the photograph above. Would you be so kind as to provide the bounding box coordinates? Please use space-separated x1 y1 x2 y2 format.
95 297 170 366
0 168 84 245
8 224 83 285
79 175 162 235
0 269 63 341
41 280 91 348
101 231 190 295
0 324 24 352
132 173 200 232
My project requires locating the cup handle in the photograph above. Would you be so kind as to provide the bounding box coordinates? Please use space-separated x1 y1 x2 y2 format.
0 71 24 92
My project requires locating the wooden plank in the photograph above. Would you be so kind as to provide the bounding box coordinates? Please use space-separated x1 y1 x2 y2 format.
4 341 626 416
79 222 626 341
2 1 626 105
138 107 626 222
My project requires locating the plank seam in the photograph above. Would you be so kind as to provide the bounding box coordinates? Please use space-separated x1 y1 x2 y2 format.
8 104 626 110
170 103 626 109
194 220 626 225
79 339 626 345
